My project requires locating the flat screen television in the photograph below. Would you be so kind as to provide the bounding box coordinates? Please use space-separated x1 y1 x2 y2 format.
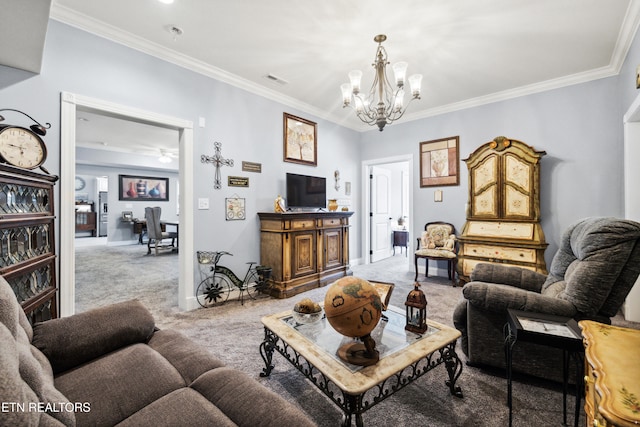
286 173 326 210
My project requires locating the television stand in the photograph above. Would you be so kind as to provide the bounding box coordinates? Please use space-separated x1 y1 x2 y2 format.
257 211 353 298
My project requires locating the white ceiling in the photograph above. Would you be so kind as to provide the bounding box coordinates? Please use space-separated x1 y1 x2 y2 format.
46 0 640 153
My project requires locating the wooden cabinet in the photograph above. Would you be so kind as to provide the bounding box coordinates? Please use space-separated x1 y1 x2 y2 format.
75 202 96 236
0 164 58 324
457 137 548 283
258 211 353 298
393 230 409 256
580 320 640 427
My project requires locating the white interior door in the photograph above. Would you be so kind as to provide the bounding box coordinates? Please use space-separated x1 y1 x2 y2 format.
370 166 392 262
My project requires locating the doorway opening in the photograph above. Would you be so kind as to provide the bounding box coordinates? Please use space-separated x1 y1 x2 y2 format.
361 154 413 266
59 92 196 316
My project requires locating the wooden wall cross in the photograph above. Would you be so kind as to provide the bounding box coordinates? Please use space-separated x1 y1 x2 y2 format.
201 141 234 189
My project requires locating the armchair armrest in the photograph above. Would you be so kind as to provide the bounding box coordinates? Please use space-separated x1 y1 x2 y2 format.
32 300 156 374
462 282 578 318
470 263 547 292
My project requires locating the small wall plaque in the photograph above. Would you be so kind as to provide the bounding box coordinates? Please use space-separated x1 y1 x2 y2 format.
242 161 262 173
228 176 249 187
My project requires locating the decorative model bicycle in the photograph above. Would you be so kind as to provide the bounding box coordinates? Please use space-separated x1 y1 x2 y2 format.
196 251 272 307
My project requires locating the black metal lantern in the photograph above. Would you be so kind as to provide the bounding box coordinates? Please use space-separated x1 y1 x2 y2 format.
405 282 428 334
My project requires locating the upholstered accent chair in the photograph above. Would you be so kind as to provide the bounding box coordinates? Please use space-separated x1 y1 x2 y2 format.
453 217 640 382
145 206 177 255
414 221 458 286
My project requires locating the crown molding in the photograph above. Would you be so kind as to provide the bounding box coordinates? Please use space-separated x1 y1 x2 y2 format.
49 4 333 121
51 2 640 133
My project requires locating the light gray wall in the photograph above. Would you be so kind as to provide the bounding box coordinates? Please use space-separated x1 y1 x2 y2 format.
1 18 638 282
0 20 361 277
359 75 624 266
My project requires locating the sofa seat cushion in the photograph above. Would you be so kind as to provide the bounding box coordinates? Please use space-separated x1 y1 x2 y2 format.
116 388 237 427
191 367 316 427
55 343 185 426
148 329 226 384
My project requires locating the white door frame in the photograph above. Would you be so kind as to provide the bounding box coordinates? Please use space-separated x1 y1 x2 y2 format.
361 154 413 265
59 92 196 316
623 91 640 322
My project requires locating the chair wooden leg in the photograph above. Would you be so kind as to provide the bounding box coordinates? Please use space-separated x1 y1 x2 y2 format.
414 255 419 280
147 239 152 255
451 259 458 287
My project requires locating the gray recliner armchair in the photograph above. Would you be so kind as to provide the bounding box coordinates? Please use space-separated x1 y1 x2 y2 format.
453 217 640 382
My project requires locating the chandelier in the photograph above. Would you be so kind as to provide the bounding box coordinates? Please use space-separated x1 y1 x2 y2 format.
341 35 422 132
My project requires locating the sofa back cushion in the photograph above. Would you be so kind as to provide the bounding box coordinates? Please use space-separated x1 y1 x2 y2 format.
32 299 156 374
541 217 640 317
0 276 75 426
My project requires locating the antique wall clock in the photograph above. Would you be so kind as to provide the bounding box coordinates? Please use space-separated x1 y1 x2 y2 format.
0 109 51 172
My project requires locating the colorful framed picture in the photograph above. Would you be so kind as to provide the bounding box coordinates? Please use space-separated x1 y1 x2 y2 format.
119 175 169 201
419 136 460 187
283 112 317 166
225 197 246 221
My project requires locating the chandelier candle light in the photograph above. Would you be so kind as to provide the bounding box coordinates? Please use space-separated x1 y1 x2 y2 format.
341 35 422 131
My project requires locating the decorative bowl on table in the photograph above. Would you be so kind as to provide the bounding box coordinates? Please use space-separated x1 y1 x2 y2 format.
292 298 323 324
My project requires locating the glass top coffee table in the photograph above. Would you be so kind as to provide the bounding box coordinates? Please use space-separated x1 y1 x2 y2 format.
260 305 463 426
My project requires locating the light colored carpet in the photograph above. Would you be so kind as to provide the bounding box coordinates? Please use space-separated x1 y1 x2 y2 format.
74 244 635 426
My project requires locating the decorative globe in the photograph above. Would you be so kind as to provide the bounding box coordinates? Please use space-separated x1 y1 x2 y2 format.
324 276 383 339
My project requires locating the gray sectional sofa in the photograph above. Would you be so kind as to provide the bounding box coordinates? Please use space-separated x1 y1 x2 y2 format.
0 276 315 426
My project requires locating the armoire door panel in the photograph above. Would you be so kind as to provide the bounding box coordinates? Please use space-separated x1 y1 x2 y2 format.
472 186 499 217
504 185 531 217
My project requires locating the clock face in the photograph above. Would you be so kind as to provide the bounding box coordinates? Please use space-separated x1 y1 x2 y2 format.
0 126 46 169
75 176 86 191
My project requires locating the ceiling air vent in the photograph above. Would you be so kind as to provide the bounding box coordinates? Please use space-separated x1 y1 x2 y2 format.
264 74 288 85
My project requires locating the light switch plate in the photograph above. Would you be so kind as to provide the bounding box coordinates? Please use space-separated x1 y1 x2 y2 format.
198 198 209 209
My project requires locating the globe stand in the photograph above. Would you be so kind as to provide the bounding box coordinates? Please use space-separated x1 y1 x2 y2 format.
337 334 379 366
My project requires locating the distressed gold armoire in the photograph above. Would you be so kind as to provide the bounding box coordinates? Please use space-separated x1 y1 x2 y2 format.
457 136 548 284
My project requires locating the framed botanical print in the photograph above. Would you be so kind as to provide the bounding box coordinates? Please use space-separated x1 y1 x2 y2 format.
283 112 317 166
419 136 460 187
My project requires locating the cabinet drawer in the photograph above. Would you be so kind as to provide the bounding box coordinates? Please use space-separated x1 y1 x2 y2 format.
463 244 537 263
291 220 315 230
322 218 342 227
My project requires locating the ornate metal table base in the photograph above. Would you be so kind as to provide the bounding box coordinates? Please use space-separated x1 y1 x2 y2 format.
260 327 463 426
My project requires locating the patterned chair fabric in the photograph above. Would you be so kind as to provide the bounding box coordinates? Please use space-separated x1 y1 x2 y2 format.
414 222 458 286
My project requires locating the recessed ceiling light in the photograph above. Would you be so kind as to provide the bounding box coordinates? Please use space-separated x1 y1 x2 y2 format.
158 0 174 4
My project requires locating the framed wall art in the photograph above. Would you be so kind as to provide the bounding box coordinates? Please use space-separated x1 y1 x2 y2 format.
283 112 317 166
225 196 246 221
419 136 460 187
119 175 169 201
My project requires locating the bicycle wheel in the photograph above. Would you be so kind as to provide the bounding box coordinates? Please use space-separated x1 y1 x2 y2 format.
244 269 268 300
196 275 231 307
